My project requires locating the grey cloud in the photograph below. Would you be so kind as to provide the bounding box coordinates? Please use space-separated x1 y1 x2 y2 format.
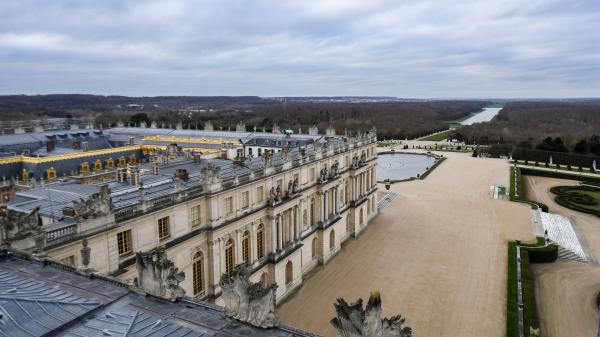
0 0 599 97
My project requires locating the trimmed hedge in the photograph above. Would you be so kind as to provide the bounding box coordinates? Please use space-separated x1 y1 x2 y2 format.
525 244 559 263
550 185 600 216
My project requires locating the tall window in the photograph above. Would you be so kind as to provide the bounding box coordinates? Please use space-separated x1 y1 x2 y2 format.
256 224 264 259
257 186 264 202
241 191 249 209
22 169 29 182
94 159 102 171
191 205 201 227
285 261 293 284
242 231 250 264
117 229 132 256
193 251 204 295
81 162 90 173
158 216 170 240
106 158 115 168
225 239 235 274
129 154 137 164
310 167 316 181
119 156 126 167
224 197 233 216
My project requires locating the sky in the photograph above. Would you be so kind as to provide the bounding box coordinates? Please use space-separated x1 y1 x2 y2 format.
0 0 599 98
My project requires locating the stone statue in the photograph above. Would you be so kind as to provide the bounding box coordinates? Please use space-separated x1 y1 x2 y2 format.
219 264 279 328
0 207 44 252
330 163 339 178
286 180 293 198
330 291 412 337
320 167 328 182
134 247 185 301
268 187 277 206
72 185 113 220
292 177 299 194
275 186 282 202
80 238 91 270
262 151 272 168
282 145 291 162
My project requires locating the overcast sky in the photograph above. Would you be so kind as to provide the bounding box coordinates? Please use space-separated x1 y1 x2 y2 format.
0 0 598 98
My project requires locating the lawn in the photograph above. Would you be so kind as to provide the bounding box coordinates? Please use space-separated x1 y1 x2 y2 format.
418 129 455 141
551 185 600 215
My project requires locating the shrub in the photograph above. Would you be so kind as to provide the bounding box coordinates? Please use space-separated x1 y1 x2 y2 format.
525 244 559 263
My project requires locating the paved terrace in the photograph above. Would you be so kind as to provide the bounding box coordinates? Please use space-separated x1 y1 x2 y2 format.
279 150 536 337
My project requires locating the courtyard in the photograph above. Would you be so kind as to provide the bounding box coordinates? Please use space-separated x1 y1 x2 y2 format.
279 149 536 337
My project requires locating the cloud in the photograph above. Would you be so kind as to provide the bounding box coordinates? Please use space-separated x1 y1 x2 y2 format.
0 0 599 97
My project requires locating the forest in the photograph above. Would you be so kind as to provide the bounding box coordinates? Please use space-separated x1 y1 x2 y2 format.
0 95 487 139
456 101 600 155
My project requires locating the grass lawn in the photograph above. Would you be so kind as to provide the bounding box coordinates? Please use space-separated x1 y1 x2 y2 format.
418 129 454 141
551 185 600 214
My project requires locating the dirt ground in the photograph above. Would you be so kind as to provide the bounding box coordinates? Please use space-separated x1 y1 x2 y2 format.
278 149 536 337
525 176 600 337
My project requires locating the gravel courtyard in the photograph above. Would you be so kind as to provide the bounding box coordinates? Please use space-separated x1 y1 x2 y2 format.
278 149 536 337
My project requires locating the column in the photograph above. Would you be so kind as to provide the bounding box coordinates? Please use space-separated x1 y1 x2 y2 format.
277 215 282 250
270 216 277 253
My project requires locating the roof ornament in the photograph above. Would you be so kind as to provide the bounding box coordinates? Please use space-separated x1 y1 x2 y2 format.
331 291 412 337
134 247 185 301
72 185 113 220
219 264 279 328
0 206 44 254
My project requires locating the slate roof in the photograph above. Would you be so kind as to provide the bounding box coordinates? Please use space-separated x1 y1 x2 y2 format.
0 255 319 337
7 137 353 227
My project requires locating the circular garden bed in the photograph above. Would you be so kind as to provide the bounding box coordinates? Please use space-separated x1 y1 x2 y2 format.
550 185 600 216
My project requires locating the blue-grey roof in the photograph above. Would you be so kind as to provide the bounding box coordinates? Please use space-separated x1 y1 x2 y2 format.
0 256 318 337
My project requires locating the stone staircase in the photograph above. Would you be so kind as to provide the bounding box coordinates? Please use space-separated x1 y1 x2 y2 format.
539 211 591 264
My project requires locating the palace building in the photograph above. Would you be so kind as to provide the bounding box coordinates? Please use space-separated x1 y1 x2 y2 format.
0 126 378 304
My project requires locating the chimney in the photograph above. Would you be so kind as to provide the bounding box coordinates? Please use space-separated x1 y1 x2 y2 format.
46 140 55 153
116 167 128 182
127 165 140 186
175 168 189 182
151 158 159 174
129 137 135 146
82 142 89 152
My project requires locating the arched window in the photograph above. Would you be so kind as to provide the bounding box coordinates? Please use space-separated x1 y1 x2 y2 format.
312 236 318 258
94 159 102 171
242 231 250 265
22 169 29 182
225 239 235 274
106 158 115 169
129 154 137 164
359 208 364 225
118 156 126 167
256 224 264 259
329 230 335 251
47 167 57 180
285 261 293 284
80 162 90 173
192 251 204 295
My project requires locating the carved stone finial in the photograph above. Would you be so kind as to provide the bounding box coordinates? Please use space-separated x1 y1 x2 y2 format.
0 206 44 253
134 247 185 301
331 291 412 337
219 264 279 328
72 185 113 220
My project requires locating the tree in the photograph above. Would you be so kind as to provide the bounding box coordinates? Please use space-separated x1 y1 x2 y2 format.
573 139 590 154
130 113 150 126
